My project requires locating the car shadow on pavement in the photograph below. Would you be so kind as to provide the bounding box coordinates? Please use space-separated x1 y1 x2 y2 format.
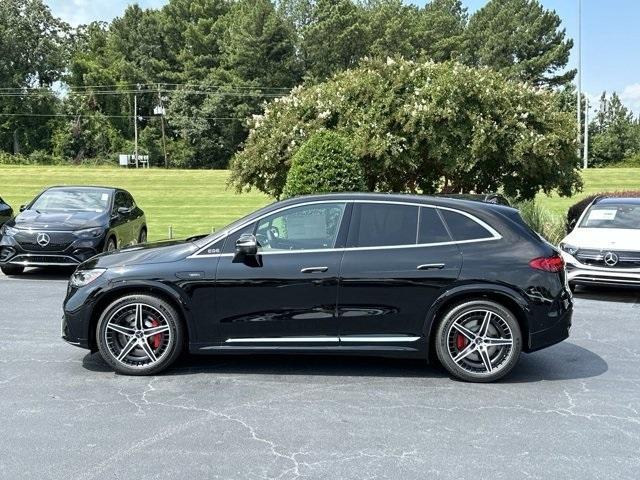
503 342 608 383
1 266 75 281
81 341 607 382
82 352 449 378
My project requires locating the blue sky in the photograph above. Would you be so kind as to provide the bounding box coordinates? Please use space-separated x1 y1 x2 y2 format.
46 0 640 114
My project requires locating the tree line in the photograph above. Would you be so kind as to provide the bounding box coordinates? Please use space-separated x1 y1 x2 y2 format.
0 0 637 170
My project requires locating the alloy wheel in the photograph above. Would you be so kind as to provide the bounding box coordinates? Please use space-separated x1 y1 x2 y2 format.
446 309 514 376
104 303 172 368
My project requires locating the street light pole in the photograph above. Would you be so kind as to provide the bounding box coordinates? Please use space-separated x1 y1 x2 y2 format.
134 92 139 169
583 97 589 169
577 0 582 162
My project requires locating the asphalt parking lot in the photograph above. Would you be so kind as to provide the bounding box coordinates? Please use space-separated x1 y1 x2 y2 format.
0 269 639 480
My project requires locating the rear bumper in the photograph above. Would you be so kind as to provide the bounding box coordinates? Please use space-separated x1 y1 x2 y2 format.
528 306 572 352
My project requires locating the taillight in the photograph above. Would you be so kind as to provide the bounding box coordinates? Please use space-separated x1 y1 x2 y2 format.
529 255 565 272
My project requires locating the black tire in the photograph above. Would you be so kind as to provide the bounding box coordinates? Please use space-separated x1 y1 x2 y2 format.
569 283 576 293
105 236 117 252
138 227 147 244
435 300 522 383
1 265 25 276
96 294 184 375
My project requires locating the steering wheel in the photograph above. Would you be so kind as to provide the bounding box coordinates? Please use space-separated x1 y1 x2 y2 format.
266 226 280 244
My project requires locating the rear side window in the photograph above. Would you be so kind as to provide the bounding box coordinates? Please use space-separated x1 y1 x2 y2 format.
418 207 451 244
348 203 418 247
439 209 494 241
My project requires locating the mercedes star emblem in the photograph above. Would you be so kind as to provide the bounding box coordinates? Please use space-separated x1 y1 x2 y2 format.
604 251 619 267
36 232 51 247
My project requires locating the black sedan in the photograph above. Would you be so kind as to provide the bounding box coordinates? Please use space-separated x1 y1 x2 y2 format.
62 193 572 382
0 186 146 275
0 196 12 227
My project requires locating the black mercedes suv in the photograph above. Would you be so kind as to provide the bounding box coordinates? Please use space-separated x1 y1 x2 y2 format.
62 193 572 382
0 186 146 275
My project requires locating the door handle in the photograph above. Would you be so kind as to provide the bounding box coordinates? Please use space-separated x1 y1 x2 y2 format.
300 266 329 273
416 263 445 270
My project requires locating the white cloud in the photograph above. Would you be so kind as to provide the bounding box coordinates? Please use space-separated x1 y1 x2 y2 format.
620 83 640 116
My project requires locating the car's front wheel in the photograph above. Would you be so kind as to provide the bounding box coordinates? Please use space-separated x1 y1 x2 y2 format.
96 294 184 375
1 265 24 276
104 237 117 252
138 227 147 244
435 300 522 383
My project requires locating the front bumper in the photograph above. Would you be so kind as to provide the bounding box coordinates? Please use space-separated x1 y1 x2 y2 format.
561 252 640 287
0 230 104 268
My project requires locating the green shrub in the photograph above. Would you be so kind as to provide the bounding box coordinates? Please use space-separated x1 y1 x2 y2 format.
282 131 366 198
614 154 640 168
515 200 565 245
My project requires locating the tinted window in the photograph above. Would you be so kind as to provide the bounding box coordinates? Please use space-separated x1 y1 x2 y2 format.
349 203 418 247
113 192 127 211
123 192 135 209
255 203 346 251
440 209 493 241
418 207 451 243
222 223 255 253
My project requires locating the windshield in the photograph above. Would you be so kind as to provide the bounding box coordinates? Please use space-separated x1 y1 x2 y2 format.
30 189 111 213
580 203 640 229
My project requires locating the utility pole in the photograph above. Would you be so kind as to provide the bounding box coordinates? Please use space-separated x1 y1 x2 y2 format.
157 84 168 169
583 97 589 169
576 0 582 160
134 91 139 169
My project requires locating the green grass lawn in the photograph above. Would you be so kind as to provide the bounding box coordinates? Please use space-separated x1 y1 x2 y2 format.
1 165 639 241
536 168 640 218
0 165 270 241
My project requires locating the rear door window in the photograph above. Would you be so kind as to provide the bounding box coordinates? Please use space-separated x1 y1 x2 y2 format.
347 203 419 247
418 207 451 244
439 209 494 241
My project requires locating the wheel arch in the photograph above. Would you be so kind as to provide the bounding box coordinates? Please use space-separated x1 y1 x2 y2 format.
87 281 192 351
423 284 532 359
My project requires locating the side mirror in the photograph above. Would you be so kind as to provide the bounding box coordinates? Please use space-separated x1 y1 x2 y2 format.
19 205 26 212
235 234 258 256
117 206 130 215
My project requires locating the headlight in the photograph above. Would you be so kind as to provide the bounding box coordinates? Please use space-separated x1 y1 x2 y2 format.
1 225 19 236
74 227 104 239
559 242 579 256
70 268 106 288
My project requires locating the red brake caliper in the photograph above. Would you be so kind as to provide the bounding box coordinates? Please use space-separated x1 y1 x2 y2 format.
149 319 162 349
456 333 468 351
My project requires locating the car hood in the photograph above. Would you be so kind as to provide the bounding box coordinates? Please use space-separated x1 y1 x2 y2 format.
9 210 106 231
82 239 199 269
563 228 640 251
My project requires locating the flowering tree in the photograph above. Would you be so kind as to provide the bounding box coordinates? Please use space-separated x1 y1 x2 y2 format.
230 58 582 200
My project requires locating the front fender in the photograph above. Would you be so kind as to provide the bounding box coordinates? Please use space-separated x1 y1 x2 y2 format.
87 278 197 343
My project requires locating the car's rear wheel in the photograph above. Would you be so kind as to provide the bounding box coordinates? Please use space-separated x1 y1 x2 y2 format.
96 294 184 375
435 300 522 383
1 265 25 276
138 227 147 244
